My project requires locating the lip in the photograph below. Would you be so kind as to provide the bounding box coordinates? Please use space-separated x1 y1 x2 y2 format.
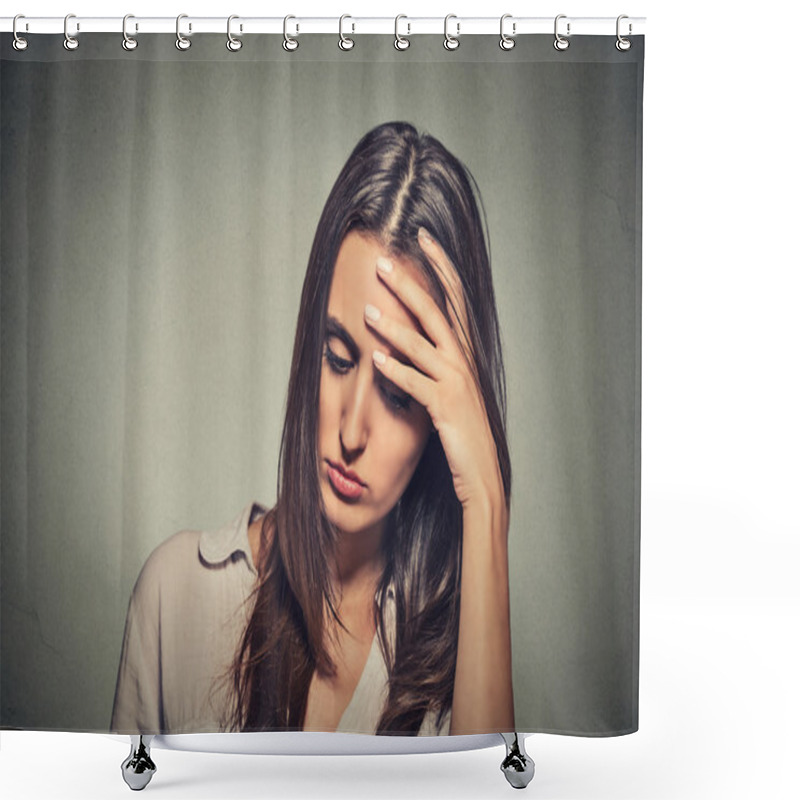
325 460 366 500
326 460 366 486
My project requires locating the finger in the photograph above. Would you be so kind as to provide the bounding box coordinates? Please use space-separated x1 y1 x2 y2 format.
416 228 478 376
372 349 435 413
364 303 442 381
375 257 461 358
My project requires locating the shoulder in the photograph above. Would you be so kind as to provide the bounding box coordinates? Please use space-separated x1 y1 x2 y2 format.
131 502 266 602
144 527 201 574
130 528 203 606
122 503 268 647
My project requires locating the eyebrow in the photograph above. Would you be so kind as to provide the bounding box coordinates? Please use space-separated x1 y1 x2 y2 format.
325 315 412 367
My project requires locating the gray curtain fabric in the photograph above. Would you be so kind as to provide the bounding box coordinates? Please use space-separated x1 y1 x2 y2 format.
1 33 643 734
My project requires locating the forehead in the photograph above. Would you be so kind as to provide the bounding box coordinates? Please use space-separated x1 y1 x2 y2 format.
327 232 430 339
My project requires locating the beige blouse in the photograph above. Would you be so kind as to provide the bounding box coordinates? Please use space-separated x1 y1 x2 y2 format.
110 502 451 736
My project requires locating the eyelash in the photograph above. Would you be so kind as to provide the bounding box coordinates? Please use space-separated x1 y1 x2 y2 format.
323 346 411 413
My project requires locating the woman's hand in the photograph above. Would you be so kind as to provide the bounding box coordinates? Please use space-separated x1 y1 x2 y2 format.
366 226 505 520
368 226 514 732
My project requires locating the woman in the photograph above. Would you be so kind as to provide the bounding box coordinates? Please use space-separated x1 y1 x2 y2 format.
111 121 514 737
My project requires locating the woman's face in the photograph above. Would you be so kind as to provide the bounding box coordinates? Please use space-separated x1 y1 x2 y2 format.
318 231 434 538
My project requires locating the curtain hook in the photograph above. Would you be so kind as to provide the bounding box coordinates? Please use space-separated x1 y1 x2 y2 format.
394 15 410 51
227 15 243 52
616 15 632 51
63 13 79 51
499 14 516 51
175 14 191 50
12 14 28 51
553 14 570 51
339 14 355 51
122 14 138 51
283 15 299 51
443 14 460 51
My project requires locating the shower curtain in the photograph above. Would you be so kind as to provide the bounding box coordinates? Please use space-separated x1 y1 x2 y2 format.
1 29 643 737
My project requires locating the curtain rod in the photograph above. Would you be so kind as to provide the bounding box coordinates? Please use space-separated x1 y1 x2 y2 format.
1 16 646 37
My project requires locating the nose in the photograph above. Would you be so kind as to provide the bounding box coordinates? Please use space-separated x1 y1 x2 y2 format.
339 365 371 458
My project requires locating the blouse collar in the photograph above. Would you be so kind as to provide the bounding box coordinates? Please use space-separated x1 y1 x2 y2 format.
198 502 264 575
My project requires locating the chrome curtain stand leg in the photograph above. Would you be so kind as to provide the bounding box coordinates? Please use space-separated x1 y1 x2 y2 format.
499 732 535 789
121 734 157 791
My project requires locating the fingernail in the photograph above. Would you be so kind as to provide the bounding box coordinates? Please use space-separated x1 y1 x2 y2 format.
418 226 433 244
373 350 387 366
376 257 393 275
364 304 381 322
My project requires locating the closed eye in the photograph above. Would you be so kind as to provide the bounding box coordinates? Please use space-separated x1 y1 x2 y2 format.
383 383 411 412
323 345 411 414
323 346 352 375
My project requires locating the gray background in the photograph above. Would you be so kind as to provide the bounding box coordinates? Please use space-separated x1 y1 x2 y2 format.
1 34 642 734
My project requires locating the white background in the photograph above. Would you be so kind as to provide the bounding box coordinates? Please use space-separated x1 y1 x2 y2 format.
2 1 798 798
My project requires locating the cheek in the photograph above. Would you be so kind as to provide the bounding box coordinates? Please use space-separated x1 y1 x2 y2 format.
377 420 430 484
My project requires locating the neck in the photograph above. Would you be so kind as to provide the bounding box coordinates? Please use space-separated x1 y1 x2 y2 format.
331 518 386 599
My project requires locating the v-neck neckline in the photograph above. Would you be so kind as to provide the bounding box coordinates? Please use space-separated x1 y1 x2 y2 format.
334 626 382 732
334 585 397 732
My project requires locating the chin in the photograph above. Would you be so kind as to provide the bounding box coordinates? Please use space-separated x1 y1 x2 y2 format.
321 485 379 536
321 484 356 526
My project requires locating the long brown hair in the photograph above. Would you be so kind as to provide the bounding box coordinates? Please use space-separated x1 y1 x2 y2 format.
224 122 511 734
